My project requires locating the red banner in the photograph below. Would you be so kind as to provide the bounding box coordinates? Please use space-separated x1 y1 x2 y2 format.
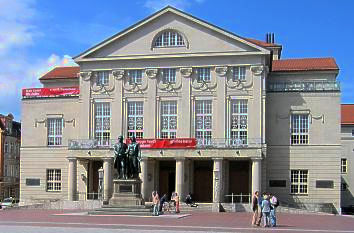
22 87 80 98
126 138 196 149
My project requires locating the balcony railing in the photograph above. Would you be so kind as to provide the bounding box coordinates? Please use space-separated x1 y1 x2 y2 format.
267 80 340 92
68 138 262 150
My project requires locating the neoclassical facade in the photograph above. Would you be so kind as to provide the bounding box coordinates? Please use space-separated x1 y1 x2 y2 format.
21 6 341 212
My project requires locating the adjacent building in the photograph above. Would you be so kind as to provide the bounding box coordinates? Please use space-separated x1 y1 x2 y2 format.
21 6 341 212
0 113 21 200
341 104 354 210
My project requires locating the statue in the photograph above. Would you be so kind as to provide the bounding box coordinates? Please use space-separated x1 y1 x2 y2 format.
113 136 128 179
127 136 141 179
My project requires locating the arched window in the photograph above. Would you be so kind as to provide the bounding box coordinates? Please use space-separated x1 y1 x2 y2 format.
154 30 185 47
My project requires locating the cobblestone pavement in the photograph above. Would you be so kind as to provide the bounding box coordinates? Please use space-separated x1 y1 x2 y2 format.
0 209 354 233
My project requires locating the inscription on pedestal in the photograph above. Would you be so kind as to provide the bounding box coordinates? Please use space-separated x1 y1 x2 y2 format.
120 184 133 193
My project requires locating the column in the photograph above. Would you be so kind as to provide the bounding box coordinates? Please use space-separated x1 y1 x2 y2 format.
251 158 262 195
68 157 77 201
139 157 148 201
213 158 223 203
176 158 185 200
103 157 113 202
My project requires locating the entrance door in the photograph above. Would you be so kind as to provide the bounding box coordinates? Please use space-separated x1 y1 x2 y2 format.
159 161 175 200
193 160 213 202
229 161 250 201
88 161 103 199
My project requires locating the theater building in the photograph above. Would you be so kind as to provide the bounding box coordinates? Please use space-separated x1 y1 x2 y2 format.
21 6 341 212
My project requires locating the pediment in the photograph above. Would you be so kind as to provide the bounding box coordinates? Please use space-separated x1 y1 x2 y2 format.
75 7 269 61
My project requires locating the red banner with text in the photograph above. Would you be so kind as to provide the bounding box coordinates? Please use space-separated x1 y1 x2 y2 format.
22 87 80 98
126 138 196 149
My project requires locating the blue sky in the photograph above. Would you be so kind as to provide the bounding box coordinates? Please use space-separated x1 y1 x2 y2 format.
0 0 353 121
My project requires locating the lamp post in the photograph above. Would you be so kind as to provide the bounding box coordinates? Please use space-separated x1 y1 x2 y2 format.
98 167 104 200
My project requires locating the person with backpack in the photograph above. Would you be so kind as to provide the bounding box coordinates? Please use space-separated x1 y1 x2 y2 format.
270 193 279 227
251 191 260 226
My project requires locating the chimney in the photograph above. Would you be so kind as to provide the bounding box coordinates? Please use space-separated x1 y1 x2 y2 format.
272 33 275 44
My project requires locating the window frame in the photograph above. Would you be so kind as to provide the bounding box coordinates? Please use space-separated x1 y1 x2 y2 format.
94 102 111 146
154 31 185 48
96 71 110 86
290 114 309 145
47 118 63 146
197 67 211 83
162 68 176 84
127 101 144 139
160 101 177 139
290 169 308 195
232 66 246 81
128 70 143 85
46 169 62 192
195 100 212 145
341 158 347 174
230 99 248 146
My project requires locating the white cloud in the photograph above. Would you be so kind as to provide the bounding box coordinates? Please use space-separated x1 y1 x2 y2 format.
144 0 205 11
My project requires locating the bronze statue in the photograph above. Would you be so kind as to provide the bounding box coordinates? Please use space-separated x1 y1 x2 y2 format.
113 136 128 179
127 136 141 178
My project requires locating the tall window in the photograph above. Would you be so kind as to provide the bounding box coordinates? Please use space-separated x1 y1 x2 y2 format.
162 68 176 84
195 100 212 145
230 99 248 145
127 102 144 139
197 68 211 82
4 141 8 153
341 158 347 173
95 103 111 146
154 31 185 47
161 101 177 139
291 170 308 194
233 66 246 81
128 70 143 85
96 71 109 86
291 114 309 145
47 118 63 146
47 169 61 192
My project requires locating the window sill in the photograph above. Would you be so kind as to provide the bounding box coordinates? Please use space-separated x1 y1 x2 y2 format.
289 193 308 196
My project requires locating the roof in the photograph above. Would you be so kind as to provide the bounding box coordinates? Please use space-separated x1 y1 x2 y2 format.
272 58 339 72
74 6 269 60
342 104 354 125
243 38 281 48
39 66 80 80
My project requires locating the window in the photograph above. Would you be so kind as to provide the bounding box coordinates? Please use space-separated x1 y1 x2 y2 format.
291 114 309 145
195 100 212 145
46 169 61 192
47 118 63 146
95 102 111 146
197 68 211 82
4 141 8 153
162 68 176 84
352 129 354 137
154 31 185 47
128 70 142 85
96 71 109 86
161 101 177 138
341 158 347 173
127 102 144 139
291 170 308 194
230 99 248 145
232 66 246 81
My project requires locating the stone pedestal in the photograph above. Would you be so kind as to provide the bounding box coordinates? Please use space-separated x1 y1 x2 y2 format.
109 179 144 206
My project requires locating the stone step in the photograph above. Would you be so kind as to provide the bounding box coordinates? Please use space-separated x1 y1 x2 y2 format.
101 205 149 210
89 211 152 216
94 208 151 212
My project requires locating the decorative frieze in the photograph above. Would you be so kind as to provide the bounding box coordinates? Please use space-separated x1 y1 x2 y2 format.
80 72 93 81
180 67 193 78
215 66 228 76
145 69 158 79
112 69 125 80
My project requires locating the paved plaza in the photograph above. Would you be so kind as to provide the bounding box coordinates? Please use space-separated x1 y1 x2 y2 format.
0 209 354 233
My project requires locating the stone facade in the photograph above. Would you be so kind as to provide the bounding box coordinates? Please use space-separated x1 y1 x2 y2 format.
20 7 341 212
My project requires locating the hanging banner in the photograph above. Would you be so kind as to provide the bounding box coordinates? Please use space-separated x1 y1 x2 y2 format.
22 87 80 98
126 138 196 149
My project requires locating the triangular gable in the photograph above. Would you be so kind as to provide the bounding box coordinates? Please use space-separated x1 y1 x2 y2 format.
74 6 269 61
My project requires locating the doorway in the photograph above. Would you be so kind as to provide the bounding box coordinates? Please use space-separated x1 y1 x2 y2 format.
229 161 250 201
193 160 213 202
87 160 103 199
159 160 176 200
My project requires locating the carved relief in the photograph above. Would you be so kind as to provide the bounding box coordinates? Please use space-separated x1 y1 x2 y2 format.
226 66 253 90
250 65 265 76
80 72 93 81
157 69 182 92
145 69 158 79
215 66 228 77
112 69 124 80
123 70 148 93
91 72 115 94
180 67 193 78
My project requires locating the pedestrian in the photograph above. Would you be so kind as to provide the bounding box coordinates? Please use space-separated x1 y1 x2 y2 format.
159 194 167 213
174 192 180 213
256 192 265 226
261 194 271 227
251 191 260 226
152 191 159 216
270 193 278 227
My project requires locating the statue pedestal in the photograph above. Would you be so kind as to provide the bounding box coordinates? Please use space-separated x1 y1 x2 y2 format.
109 179 144 206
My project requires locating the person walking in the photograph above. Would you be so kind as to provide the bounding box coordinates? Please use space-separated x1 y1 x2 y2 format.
261 194 271 227
152 191 159 216
251 191 260 226
159 194 167 213
270 193 278 227
174 192 180 213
